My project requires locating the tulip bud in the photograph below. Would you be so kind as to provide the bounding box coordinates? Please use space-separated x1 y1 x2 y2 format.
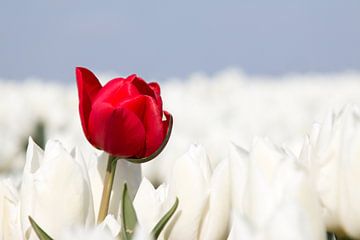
75 67 171 159
20 138 94 239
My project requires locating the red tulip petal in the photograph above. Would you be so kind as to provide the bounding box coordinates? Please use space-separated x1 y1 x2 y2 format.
88 102 146 157
76 67 102 143
130 76 157 99
119 95 165 157
149 82 161 95
148 82 163 110
94 75 155 107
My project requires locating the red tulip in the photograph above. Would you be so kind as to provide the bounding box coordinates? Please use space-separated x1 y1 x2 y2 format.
76 67 171 158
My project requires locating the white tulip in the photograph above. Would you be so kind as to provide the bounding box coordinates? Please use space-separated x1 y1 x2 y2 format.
300 105 360 238
134 145 217 239
133 178 169 235
163 144 211 240
0 179 22 240
199 158 231 240
230 138 325 240
145 144 231 240
20 138 94 239
135 169 231 240
83 151 142 220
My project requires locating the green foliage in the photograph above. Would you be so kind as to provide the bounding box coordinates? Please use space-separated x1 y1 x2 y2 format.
28 216 53 240
120 183 138 240
151 198 179 239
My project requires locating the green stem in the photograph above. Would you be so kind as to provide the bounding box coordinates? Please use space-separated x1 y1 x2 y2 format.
97 155 117 223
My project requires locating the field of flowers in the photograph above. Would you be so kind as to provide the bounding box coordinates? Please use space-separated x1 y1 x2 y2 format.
1 69 360 239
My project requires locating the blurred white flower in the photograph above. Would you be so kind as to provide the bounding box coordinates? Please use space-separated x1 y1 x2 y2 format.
230 138 325 240
0 179 22 240
59 227 114 240
60 214 121 240
132 224 153 240
300 104 360 238
20 138 94 239
97 214 121 238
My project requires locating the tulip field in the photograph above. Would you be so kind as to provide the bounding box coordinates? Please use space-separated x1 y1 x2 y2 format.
1 69 360 239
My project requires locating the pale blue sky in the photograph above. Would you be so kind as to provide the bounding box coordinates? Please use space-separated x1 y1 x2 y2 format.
1 0 360 82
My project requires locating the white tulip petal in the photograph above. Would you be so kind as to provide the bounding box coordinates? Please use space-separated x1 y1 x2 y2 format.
229 144 249 215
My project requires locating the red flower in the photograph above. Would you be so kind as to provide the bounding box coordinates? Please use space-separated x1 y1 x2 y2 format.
76 67 171 158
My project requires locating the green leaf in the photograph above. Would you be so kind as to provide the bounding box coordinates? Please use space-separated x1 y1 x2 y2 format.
151 197 179 239
121 183 138 240
28 216 54 240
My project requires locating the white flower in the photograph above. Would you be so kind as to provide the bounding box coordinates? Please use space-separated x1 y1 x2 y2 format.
300 105 360 238
163 144 211 240
135 145 231 240
199 158 231 240
230 138 325 240
20 138 95 239
133 178 169 235
145 144 230 240
0 179 22 240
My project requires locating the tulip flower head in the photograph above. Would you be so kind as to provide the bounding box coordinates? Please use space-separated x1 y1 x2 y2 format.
76 67 172 159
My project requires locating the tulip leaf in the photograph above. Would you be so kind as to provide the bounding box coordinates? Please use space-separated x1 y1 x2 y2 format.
28 216 54 240
151 197 179 239
120 183 138 240
126 114 173 164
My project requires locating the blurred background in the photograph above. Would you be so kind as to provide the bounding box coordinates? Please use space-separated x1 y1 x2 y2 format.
1 0 360 82
1 1 360 183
